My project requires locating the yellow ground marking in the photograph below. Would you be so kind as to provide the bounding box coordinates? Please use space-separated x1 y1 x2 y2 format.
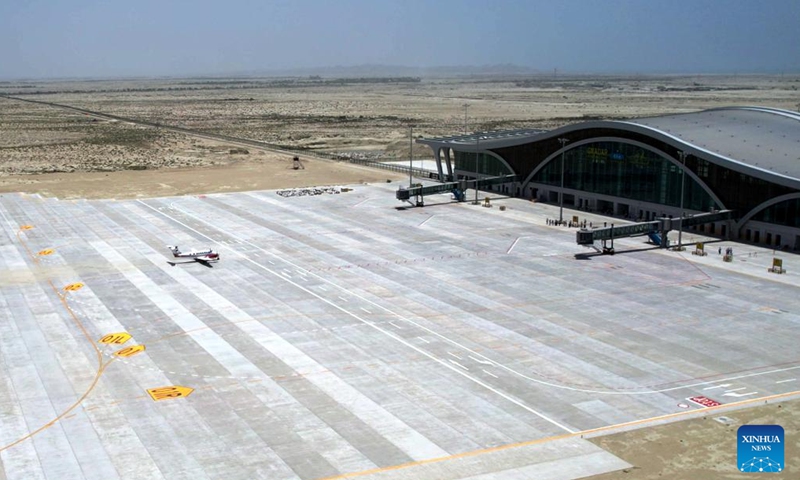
63 282 84 292
320 389 800 480
114 344 145 357
16 229 39 265
1 233 115 453
146 386 194 401
38 248 55 256
20 225 33 230
98 332 131 345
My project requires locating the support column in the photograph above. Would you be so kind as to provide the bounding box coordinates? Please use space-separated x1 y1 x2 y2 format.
443 148 453 182
433 147 444 181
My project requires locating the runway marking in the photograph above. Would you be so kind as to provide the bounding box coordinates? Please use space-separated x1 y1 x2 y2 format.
360 307 371 314
704 384 732 390
142 200 576 433
149 199 800 403
724 387 747 392
470 355 494 365
483 369 498 378
506 237 521 254
98 332 132 345
338 295 348 302
146 386 194 401
449 360 469 371
318 285 327 291
389 321 402 330
418 337 430 344
776 378 796 384
0 214 120 452
320 389 800 480
723 391 759 398
63 282 84 292
418 215 435 227
447 352 463 360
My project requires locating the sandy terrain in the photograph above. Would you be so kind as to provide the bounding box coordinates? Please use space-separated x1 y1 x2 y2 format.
0 149 404 199
2 74 798 198
1 74 799 475
588 400 799 479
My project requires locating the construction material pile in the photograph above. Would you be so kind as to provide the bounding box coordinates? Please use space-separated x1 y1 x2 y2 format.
276 186 342 197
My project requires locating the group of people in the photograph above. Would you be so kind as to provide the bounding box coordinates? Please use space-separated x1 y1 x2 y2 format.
545 218 592 229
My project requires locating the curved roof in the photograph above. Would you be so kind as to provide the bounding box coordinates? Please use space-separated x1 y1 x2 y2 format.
624 107 800 179
419 107 800 188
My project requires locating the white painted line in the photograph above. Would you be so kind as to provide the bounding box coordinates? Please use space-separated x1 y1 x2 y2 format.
469 355 494 366
418 215 435 227
360 307 371 314
389 321 402 329
338 296 348 302
318 285 327 291
703 384 732 390
296 270 307 276
722 391 759 398
483 369 498 378
776 378 796 384
449 360 469 371
724 387 747 392
142 199 577 433
268 260 275 265
160 199 728 403
353 198 372 207
448 352 462 360
506 237 521 254
418 337 430 344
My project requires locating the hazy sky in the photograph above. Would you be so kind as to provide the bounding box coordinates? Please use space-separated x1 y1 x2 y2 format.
2 0 799 79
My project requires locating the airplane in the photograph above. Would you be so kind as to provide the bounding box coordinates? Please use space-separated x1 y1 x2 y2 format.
166 245 220 267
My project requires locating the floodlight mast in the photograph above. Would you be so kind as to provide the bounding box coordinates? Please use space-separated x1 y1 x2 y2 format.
474 135 480 205
558 137 570 223
409 126 413 188
677 150 687 250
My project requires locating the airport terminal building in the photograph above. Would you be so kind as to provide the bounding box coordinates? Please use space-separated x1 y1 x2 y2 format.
417 107 800 250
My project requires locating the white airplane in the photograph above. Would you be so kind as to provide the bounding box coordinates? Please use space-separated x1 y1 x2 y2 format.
166 245 220 266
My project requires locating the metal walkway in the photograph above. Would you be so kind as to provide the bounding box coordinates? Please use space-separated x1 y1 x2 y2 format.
576 210 735 252
395 175 519 204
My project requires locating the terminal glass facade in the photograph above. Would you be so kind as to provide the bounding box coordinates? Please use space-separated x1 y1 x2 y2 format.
454 152 513 177
752 198 800 228
532 141 718 211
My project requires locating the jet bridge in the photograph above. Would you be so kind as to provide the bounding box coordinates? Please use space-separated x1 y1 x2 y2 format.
396 175 519 205
576 210 735 253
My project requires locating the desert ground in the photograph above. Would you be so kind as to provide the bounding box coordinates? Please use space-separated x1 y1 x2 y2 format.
1 74 799 197
1 74 800 479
